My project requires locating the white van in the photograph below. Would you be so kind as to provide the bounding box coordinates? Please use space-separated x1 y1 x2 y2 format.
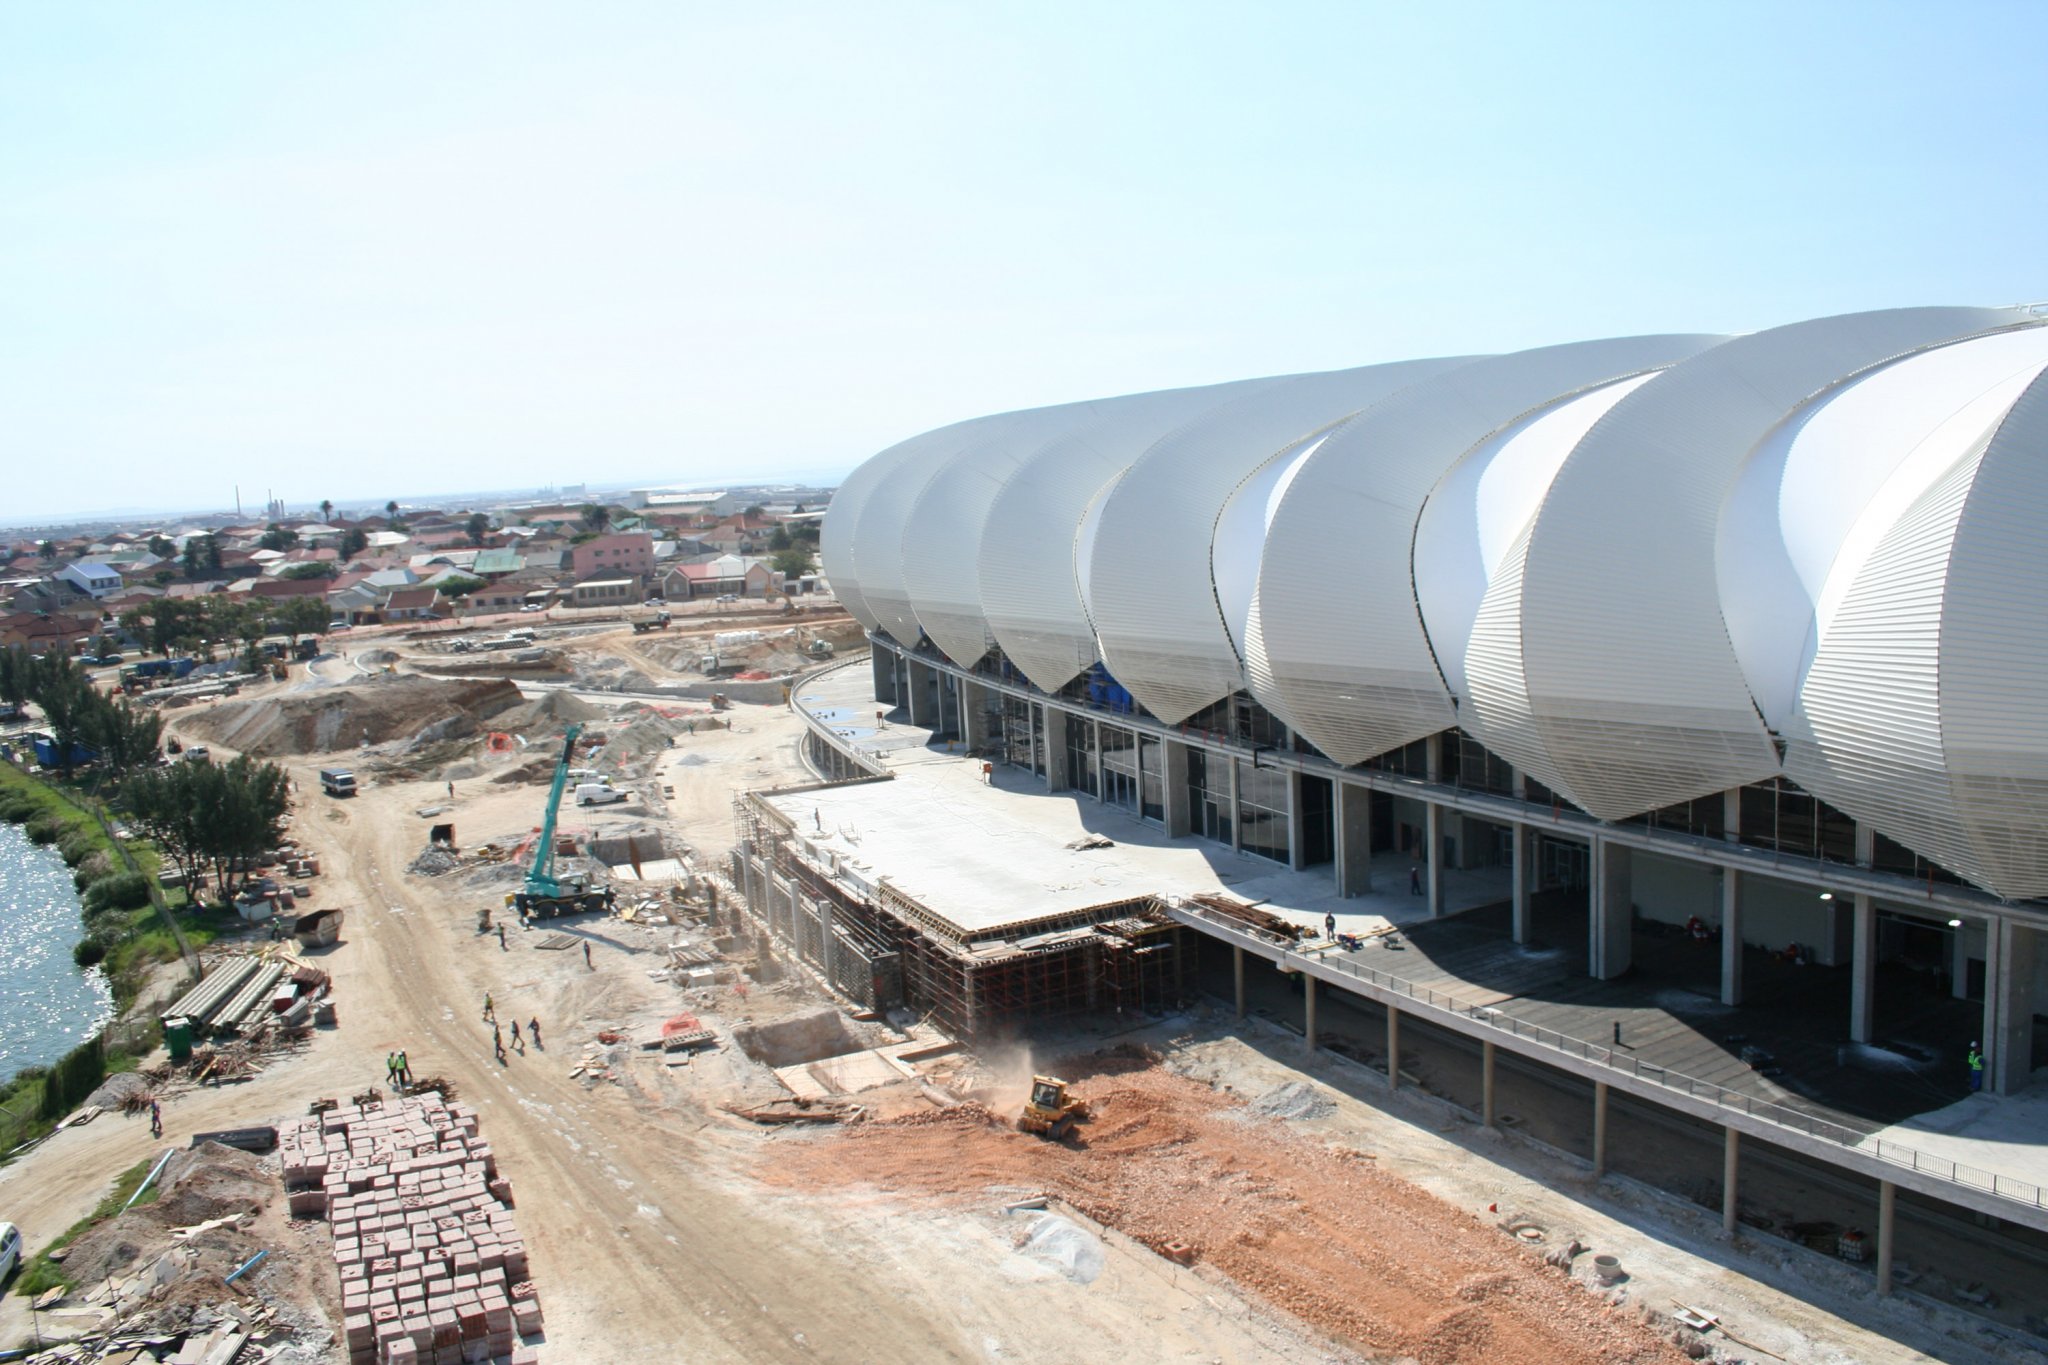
0 1221 21 1282
573 782 629 807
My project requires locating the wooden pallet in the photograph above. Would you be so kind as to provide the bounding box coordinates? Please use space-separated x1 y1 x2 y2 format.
534 933 580 950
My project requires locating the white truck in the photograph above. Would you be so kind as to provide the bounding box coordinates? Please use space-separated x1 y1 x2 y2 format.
319 767 358 797
573 781 630 807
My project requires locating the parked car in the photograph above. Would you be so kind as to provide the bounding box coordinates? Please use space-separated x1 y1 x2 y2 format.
328 619 352 632
0 1220 20 1283
715 593 739 603
520 603 547 613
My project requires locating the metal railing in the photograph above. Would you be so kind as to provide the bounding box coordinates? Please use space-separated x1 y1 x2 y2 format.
1174 900 2048 1214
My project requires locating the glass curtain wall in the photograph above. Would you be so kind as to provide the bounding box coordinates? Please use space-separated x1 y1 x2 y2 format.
1101 725 1139 813
1138 735 1164 823
1064 716 1099 798
1186 749 1232 847
1237 760 1290 864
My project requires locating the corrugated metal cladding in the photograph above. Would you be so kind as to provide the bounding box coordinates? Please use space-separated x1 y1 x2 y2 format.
825 307 2048 899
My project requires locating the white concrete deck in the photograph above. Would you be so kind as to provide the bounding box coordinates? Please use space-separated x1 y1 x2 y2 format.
775 665 1512 939
1858 1087 2048 1195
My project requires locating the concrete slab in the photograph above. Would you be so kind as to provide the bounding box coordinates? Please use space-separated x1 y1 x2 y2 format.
1857 1081 2048 1193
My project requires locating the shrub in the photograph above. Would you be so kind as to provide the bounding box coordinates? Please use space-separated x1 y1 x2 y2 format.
83 871 152 914
72 938 107 968
25 814 65 845
36 1035 105 1120
0 791 39 823
56 825 99 866
72 849 115 890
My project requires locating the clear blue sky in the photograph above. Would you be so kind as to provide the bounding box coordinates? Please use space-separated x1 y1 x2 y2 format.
4 2 2044 522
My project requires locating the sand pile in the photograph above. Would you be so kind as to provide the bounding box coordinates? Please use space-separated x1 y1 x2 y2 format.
767 1054 1688 1365
185 676 526 756
62 1142 271 1298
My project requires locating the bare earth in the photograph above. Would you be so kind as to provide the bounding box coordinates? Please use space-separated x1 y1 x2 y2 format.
0 623 2021 1363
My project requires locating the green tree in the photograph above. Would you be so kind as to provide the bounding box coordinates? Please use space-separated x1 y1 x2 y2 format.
281 562 337 580
770 546 814 580
744 504 765 519
580 504 612 535
768 525 793 551
37 540 56 561
147 534 175 558
30 653 97 773
259 524 299 552
319 499 333 523
435 574 487 599
385 500 400 520
84 697 162 773
273 596 330 644
124 755 290 895
0 645 32 709
340 527 369 558
181 535 221 579
464 512 491 546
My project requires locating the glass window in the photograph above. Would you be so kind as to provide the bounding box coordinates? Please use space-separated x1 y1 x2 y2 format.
1237 760 1290 864
1186 748 1232 847
1063 715 1098 798
1100 725 1139 813
1138 735 1164 824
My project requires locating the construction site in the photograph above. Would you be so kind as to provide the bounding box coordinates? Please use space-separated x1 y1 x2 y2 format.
1 605 2041 1365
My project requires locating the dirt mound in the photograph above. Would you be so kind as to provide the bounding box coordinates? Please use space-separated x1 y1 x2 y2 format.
62 1142 271 1288
185 676 526 756
768 1057 1687 1365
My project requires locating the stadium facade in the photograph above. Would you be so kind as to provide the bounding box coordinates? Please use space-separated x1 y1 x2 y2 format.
822 306 2048 1097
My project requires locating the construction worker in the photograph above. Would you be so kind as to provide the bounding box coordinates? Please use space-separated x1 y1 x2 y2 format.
529 1017 542 1049
497 924 506 950
149 1098 162 1138
1324 912 1336 940
583 941 592 969
510 1019 523 1052
397 1051 411 1087
1969 1042 1985 1092
386 1051 398 1085
483 993 495 1022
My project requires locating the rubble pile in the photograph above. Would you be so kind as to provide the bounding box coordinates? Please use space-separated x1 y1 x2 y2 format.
185 676 527 756
280 1093 542 1365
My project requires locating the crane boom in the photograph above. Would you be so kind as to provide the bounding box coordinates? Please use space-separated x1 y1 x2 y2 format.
526 723 581 900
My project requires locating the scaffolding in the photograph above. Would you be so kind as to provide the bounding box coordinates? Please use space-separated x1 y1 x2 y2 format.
732 791 1191 1040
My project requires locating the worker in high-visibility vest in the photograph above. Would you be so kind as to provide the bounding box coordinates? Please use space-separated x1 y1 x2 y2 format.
1968 1042 1985 1092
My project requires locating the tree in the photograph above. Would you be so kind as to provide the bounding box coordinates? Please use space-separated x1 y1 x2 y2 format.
124 756 291 896
181 535 221 579
273 595 330 644
37 540 56 561
319 499 333 524
29 653 97 773
768 525 793 551
281 562 336 580
84 697 161 773
0 645 32 709
770 546 814 580
744 504 765 519
464 512 491 546
435 574 487 599
385 500 400 519
147 534 174 558
259 524 299 552
340 527 369 559
580 504 612 535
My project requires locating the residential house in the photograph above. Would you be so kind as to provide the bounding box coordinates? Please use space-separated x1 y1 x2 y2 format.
0 611 98 655
470 549 525 579
568 533 654 585
568 573 637 609
384 587 442 620
660 554 784 601
56 560 124 599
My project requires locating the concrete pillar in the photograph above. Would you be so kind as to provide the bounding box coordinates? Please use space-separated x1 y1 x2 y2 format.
1161 739 1192 837
870 647 896 707
1335 781 1373 896
905 659 937 728
1424 802 1443 916
1981 915 2001 1069
819 895 837 990
1876 1180 1896 1295
1590 839 1633 980
1287 771 1307 871
1850 894 1876 1044
1228 759 1243 854
1233 945 1245 1019
1424 733 1444 783
961 679 991 751
1592 1081 1608 1177
1953 922 1972 1001
1720 869 1743 1007
1510 823 1530 944
1303 975 1318 1057
1722 1127 1740 1235
1994 920 2037 1095
1043 709 1069 792
1722 789 1741 843
1386 1004 1401 1092
1481 1039 1496 1128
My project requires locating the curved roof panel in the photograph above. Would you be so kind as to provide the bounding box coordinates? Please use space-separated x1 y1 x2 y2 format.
1255 335 1722 766
1085 359 1473 725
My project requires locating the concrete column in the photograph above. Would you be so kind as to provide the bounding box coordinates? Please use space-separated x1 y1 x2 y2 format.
819 895 837 990
1720 869 1743 1007
1953 923 1972 1001
1233 945 1245 1019
905 659 937 728
1386 1004 1401 1092
1994 920 2037 1095
1592 1082 1609 1177
1424 802 1443 916
1876 1180 1897 1295
1591 839 1633 980
1481 1039 1496 1128
1722 1127 1741 1235
1850 894 1876 1044
1335 781 1373 896
1161 739 1192 837
1287 771 1307 871
740 853 762 920
1722 789 1741 843
1043 709 1069 792
1981 915 2001 1070
1510 823 1530 944
1228 759 1243 853
961 679 991 751
870 647 896 707
1303 975 1318 1057
1424 733 1444 783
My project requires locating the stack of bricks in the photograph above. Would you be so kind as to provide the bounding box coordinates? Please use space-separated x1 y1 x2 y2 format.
280 1093 544 1365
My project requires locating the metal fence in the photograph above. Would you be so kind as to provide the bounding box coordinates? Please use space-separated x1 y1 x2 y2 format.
1174 900 2048 1214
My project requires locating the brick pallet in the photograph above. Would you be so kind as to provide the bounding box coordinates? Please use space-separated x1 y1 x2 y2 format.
280 1093 543 1365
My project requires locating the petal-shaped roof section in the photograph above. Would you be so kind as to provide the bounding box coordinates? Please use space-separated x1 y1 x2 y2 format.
1505 306 2031 820
903 382 1264 671
1254 335 1722 766
1784 362 2048 898
1085 358 1474 725
823 414 1000 632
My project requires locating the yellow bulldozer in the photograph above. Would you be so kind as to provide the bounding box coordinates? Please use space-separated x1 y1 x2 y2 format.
1018 1075 1090 1140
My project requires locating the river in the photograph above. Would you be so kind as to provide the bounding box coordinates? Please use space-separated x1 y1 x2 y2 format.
0 819 113 1079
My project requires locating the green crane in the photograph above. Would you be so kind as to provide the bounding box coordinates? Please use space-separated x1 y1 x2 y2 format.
516 723 608 916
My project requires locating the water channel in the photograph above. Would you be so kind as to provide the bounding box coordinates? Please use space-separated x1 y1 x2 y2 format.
0 819 113 1080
